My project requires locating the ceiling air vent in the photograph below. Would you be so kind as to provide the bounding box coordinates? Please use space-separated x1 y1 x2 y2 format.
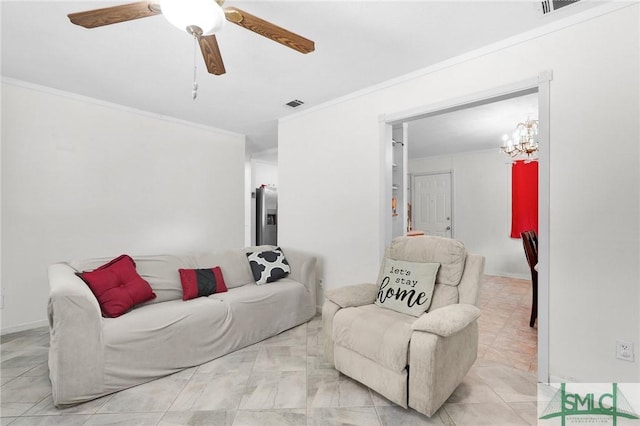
540 0 580 15
285 99 305 108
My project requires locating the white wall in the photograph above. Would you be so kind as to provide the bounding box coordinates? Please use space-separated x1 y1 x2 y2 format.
409 150 530 278
1 81 246 333
279 100 384 307
279 4 639 382
252 160 278 189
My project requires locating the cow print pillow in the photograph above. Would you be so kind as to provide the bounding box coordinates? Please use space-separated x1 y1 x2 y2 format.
246 247 291 285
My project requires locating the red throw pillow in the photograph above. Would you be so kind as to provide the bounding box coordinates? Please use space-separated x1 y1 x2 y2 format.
79 254 156 318
178 267 228 301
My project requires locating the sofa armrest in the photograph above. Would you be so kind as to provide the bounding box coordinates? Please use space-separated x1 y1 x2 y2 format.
458 254 485 306
48 263 105 406
321 283 377 366
411 304 480 337
280 247 317 290
408 320 478 416
325 283 378 308
322 300 341 366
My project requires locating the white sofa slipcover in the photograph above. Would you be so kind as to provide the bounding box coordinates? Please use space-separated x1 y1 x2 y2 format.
48 245 316 407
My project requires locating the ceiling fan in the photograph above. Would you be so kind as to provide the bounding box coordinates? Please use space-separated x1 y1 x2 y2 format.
67 0 315 76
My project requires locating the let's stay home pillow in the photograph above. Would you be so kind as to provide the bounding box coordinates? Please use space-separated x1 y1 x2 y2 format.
375 258 440 317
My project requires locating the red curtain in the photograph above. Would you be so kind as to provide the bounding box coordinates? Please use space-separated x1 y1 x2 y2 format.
511 160 538 238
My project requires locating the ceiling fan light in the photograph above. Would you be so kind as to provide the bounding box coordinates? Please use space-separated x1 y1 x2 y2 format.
162 0 225 35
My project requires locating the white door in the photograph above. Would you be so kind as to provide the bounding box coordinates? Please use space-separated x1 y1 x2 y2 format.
412 173 452 237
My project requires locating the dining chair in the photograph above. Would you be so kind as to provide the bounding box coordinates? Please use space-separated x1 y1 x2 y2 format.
520 230 538 327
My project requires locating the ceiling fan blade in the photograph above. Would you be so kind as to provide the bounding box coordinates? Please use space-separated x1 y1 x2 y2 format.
198 35 226 75
68 1 160 29
224 7 314 54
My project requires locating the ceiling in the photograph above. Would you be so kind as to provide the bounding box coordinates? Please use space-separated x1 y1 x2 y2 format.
407 92 539 159
1 1 596 154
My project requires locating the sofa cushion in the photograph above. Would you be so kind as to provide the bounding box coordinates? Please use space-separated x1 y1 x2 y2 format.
333 304 414 372
209 278 314 348
101 297 234 381
72 254 190 305
374 259 439 317
386 236 467 286
193 248 260 289
246 247 291 285
179 267 228 301
78 254 156 318
70 247 281 302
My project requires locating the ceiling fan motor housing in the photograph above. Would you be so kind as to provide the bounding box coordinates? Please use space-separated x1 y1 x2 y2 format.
161 0 226 35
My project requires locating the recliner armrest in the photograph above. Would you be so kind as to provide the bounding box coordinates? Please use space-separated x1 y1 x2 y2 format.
411 304 480 337
325 283 378 308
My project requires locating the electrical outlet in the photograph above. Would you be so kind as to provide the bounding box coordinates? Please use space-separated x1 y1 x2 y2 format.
319 278 324 288
616 340 634 362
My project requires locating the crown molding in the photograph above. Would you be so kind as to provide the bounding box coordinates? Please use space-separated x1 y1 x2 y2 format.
280 1 635 124
1 77 245 140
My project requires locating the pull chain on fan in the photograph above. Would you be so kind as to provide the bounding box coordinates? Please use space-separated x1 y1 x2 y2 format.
192 32 199 100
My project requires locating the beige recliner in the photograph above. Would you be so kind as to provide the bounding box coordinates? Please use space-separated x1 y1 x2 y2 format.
322 235 485 417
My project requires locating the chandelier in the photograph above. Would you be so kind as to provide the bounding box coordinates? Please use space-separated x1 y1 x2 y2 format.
501 115 539 158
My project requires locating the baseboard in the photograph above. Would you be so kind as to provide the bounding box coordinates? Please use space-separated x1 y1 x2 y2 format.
1 319 49 335
549 374 580 384
485 271 530 280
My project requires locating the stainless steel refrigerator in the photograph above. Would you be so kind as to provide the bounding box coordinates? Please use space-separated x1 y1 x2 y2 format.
256 186 277 245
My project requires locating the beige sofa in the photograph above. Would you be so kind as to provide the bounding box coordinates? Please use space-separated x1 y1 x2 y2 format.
322 236 484 417
47 246 317 407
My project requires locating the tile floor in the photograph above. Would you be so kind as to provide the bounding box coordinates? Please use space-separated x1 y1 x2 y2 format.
0 275 538 425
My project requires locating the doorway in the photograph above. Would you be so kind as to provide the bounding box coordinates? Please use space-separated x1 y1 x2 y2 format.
412 172 452 238
380 72 552 383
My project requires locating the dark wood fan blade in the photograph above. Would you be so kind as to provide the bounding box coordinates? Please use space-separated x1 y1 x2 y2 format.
224 7 314 54
198 35 226 75
68 2 160 28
